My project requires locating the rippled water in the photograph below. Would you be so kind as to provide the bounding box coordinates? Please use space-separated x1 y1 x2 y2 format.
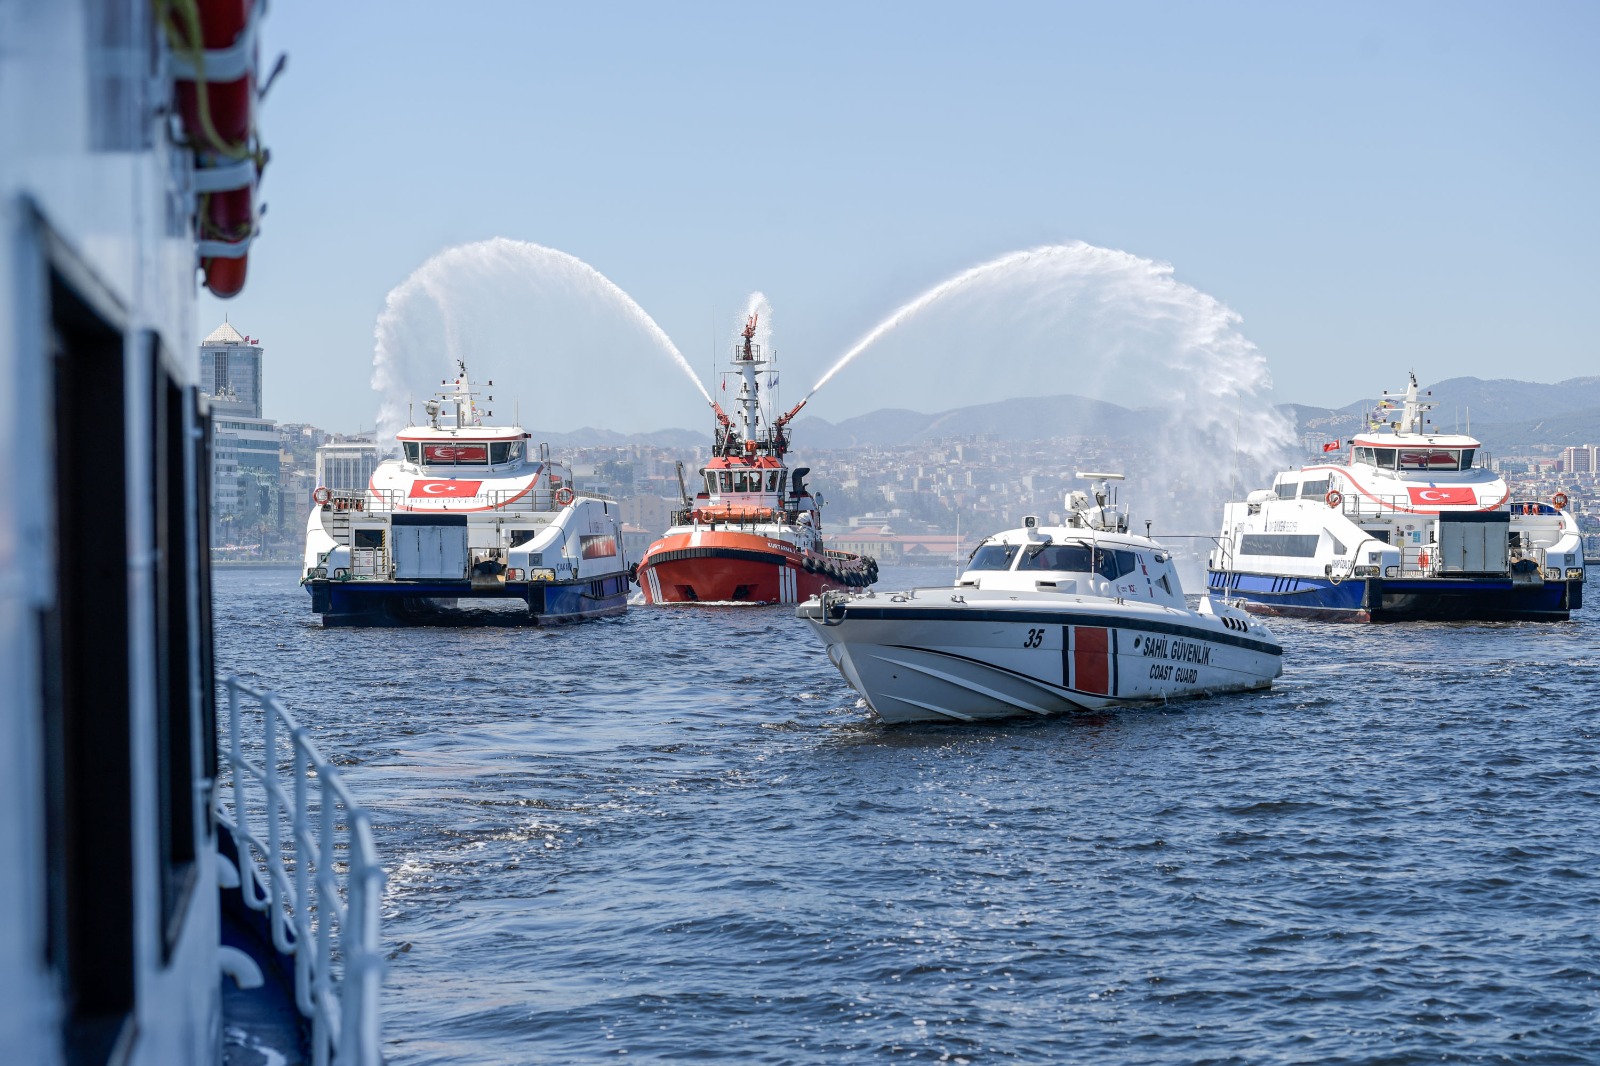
215 566 1600 1065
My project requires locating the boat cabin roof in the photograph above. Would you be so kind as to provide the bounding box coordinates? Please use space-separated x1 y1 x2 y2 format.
396 426 530 442
1350 432 1480 449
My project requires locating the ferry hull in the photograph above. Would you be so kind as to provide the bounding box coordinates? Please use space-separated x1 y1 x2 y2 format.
638 531 861 605
1207 569 1583 622
306 574 629 626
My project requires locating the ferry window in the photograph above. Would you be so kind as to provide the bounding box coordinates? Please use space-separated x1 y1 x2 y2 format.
719 471 733 493
1094 548 1139 580
1460 449 1475 470
1275 481 1298 499
403 442 420 463
1300 479 1329 500
44 264 137 1049
777 470 789 496
704 472 716 495
490 442 522 465
767 471 779 491
1239 533 1321 557
1019 543 1094 572
1354 447 1374 465
423 442 487 465
509 529 537 548
1375 448 1397 470
967 544 1019 570
1399 449 1462 471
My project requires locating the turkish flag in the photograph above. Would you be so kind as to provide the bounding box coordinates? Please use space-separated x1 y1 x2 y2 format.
1407 486 1476 506
409 479 483 499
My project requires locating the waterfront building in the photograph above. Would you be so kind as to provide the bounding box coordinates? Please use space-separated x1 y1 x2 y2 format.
199 319 265 417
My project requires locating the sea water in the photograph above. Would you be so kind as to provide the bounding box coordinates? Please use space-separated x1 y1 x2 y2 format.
217 566 1600 1064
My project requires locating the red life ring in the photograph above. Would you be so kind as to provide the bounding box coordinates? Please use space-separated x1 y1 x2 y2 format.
1325 489 1343 509
312 486 331 505
1552 492 1569 510
554 486 575 507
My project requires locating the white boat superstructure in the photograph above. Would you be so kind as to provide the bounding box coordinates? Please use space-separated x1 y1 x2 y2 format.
1207 373 1586 621
302 366 631 624
799 475 1284 723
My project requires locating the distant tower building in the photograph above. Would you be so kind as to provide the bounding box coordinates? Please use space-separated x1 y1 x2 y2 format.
200 321 276 542
315 438 384 495
199 319 265 417
1557 444 1598 474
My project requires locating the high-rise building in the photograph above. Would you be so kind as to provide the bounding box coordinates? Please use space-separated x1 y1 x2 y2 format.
199 319 264 417
1558 444 1599 474
316 438 384 495
200 322 276 540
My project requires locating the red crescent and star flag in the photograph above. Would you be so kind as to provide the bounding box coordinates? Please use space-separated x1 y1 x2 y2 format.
1406 486 1476 506
408 479 483 499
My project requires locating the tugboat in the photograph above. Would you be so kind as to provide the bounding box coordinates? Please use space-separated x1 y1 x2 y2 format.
635 315 876 604
1206 372 1586 621
302 365 631 624
3 3 384 1062
799 475 1284 723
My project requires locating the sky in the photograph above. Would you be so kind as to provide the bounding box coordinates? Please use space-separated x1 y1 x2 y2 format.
202 1 1600 435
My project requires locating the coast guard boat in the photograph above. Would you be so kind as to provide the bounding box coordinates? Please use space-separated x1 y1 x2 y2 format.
2 3 383 1063
303 366 631 624
635 315 875 604
799 475 1284 723
1206 373 1586 621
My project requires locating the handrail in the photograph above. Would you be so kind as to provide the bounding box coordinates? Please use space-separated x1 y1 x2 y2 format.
218 676 385 1066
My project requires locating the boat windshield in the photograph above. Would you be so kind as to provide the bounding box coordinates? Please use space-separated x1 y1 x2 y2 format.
490 441 524 465
967 544 1019 570
1019 543 1138 579
422 443 487 465
1398 448 1473 471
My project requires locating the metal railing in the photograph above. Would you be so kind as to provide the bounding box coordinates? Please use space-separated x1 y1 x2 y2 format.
218 677 385 1066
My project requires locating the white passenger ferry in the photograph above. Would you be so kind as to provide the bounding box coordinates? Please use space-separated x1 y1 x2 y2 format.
3 3 382 1063
1207 374 1586 621
302 366 631 624
800 475 1284 723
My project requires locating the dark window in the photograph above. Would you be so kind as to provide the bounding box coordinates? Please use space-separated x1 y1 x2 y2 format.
353 529 385 549
1275 481 1298 499
41 262 136 1062
509 529 538 548
1300 479 1330 500
1239 534 1321 557
403 442 420 463
1375 448 1397 470
490 441 523 465
967 544 1019 570
1019 543 1094 572
150 338 198 960
1460 449 1476 470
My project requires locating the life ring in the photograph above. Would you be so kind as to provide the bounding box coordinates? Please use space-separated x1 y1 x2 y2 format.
312 486 331 505
1325 489 1343 509
554 486 575 507
1552 492 1569 510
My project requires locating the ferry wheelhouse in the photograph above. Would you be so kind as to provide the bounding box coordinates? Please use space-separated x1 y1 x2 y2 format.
635 316 875 604
303 366 631 624
1207 374 1586 621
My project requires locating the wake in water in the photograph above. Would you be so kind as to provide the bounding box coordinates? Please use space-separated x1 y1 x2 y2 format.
371 238 710 442
808 241 1295 549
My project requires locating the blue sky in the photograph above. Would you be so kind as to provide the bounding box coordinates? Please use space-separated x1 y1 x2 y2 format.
205 2 1600 433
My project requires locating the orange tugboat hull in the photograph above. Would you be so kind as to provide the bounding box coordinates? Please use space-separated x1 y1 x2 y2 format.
637 530 857 604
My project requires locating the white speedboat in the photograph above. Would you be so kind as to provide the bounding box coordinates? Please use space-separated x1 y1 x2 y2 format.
302 366 631 625
798 475 1284 723
1206 372 1587 621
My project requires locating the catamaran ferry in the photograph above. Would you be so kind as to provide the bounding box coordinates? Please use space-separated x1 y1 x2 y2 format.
302 367 631 624
1207 374 1586 621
